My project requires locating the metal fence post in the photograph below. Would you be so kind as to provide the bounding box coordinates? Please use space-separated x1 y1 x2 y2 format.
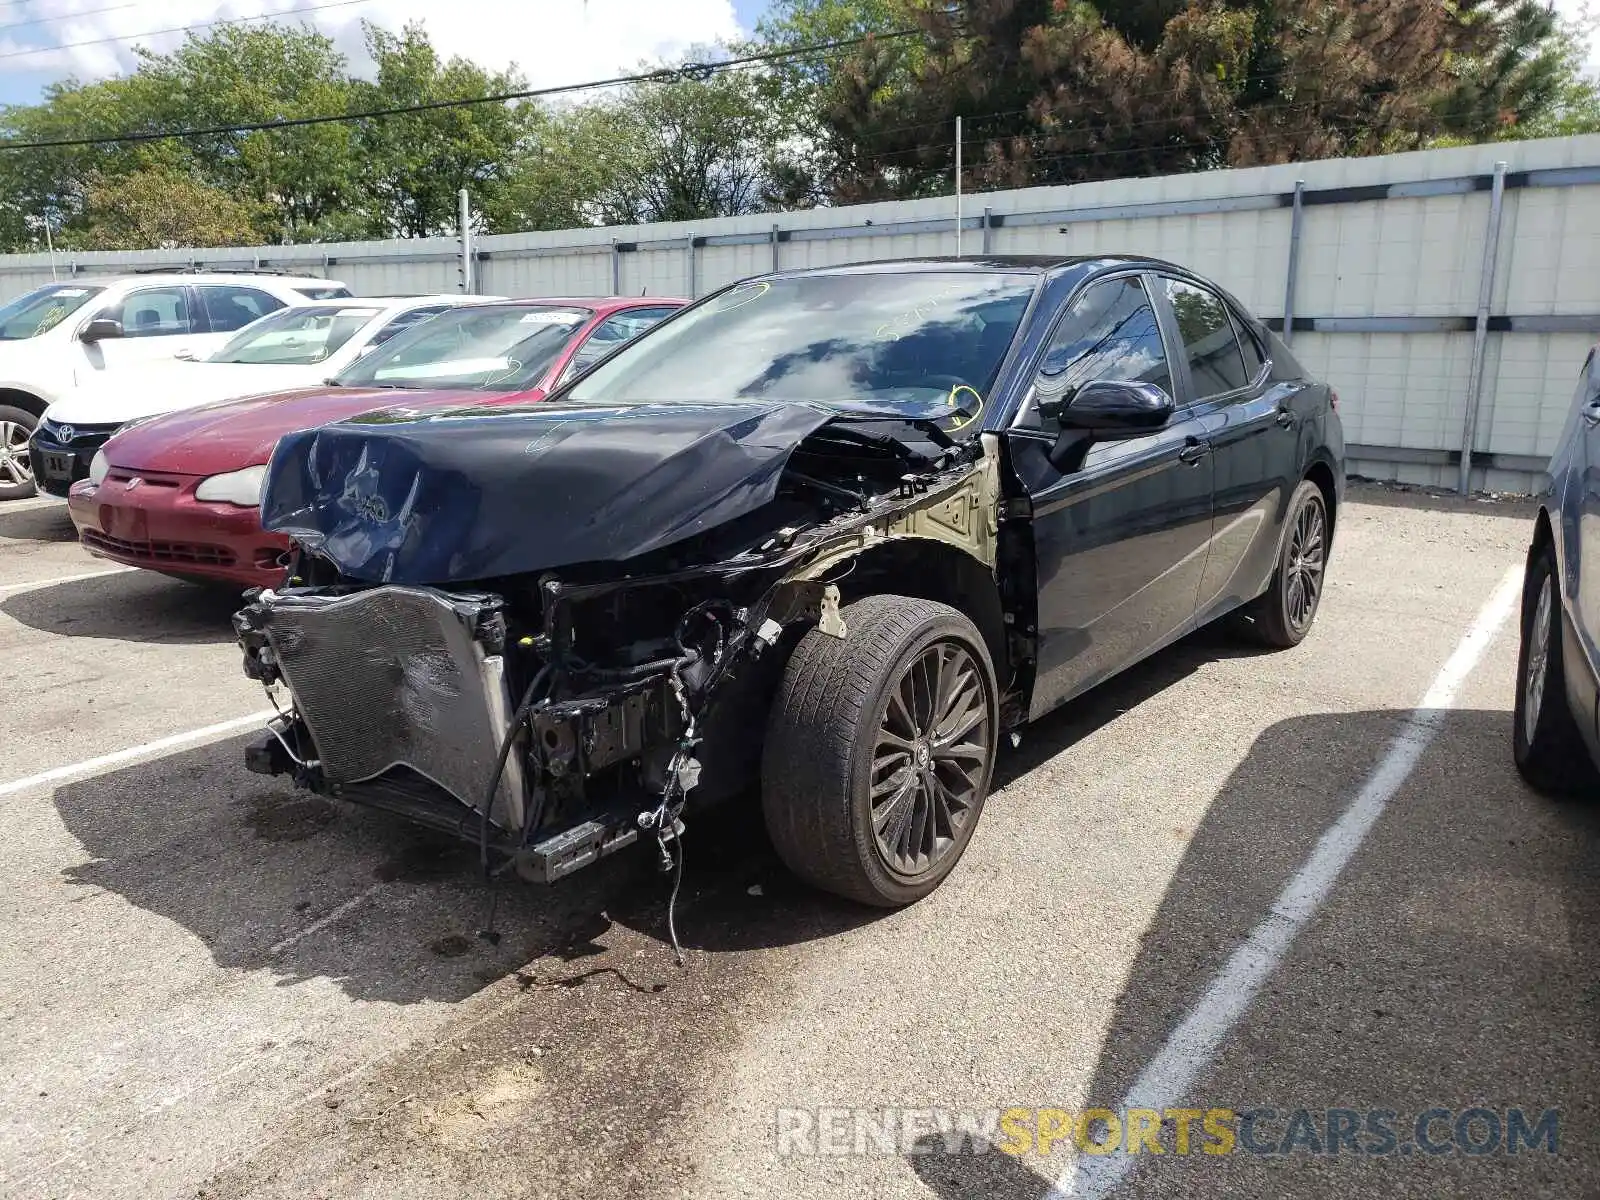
610 237 621 294
686 234 696 299
1282 180 1305 347
1459 161 1509 495
456 188 474 295
981 206 993 255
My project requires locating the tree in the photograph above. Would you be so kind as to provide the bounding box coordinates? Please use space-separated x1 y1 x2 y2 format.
575 69 791 223
793 0 1599 201
69 165 264 249
351 23 535 238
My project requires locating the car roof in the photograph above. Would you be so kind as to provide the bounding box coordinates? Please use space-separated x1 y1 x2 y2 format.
65 272 345 287
460 295 688 314
766 254 1174 278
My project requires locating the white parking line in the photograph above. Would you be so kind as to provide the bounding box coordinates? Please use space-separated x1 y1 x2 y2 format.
0 567 135 597
1049 563 1524 1200
0 711 276 799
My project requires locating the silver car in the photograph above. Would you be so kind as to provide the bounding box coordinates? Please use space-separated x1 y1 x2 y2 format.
1516 343 1600 792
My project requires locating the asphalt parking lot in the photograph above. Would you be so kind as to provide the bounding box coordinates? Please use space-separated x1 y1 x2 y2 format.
2 483 1596 1200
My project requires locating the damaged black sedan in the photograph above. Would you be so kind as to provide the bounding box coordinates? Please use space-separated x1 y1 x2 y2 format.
236 257 1344 907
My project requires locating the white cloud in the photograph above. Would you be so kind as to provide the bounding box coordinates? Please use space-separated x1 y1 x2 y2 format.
0 0 746 91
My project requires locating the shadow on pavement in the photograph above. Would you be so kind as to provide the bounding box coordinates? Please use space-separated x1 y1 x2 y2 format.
908 705 1600 1199
0 500 76 542
45 619 1268 1007
2 569 245 644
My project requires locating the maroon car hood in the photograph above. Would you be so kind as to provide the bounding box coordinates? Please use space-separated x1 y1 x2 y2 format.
104 386 542 474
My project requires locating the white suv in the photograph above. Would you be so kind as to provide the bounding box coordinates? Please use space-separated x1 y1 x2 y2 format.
0 272 352 500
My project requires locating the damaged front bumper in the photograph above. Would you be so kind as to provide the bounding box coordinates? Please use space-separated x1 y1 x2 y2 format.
235 583 700 882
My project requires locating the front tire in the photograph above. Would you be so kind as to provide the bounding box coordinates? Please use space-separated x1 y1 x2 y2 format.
0 403 39 501
1513 541 1597 795
761 595 999 907
1240 479 1328 648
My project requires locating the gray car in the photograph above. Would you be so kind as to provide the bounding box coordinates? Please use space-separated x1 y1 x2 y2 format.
1516 344 1600 792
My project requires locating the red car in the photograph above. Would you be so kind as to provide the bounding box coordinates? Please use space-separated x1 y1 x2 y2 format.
68 297 684 589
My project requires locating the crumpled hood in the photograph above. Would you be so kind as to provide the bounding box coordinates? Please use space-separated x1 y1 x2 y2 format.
260 400 846 582
48 361 330 425
102 386 491 474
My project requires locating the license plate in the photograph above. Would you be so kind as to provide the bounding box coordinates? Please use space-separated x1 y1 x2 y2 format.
41 451 74 481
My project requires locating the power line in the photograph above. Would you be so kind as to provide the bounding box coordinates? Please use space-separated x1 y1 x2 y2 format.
0 27 925 151
0 2 141 37
0 0 378 63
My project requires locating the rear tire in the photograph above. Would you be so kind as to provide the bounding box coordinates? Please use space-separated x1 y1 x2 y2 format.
761 595 999 907
1513 541 1598 796
0 403 39 502
1239 479 1327 648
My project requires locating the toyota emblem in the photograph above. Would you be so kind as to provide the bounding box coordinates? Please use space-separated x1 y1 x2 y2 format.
56 424 75 443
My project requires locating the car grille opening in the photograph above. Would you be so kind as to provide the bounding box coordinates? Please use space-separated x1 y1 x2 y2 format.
81 530 237 567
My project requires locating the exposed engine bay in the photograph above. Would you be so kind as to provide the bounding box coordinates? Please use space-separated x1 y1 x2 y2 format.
236 404 1012 892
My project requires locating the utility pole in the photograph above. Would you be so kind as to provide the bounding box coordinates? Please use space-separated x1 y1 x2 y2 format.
41 212 57 281
456 188 475 295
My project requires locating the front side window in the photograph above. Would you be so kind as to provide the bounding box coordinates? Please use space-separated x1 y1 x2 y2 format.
199 285 284 333
334 304 593 391
1033 276 1172 419
1163 278 1248 397
113 287 193 338
0 283 105 340
556 306 681 387
209 306 382 365
566 272 1036 434
368 305 450 347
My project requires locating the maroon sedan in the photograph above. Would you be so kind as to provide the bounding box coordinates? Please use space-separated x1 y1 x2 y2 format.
68 296 684 589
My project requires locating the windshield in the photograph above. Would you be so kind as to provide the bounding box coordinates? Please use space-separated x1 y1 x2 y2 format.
334 304 593 390
565 271 1036 429
0 283 106 340
209 305 381 365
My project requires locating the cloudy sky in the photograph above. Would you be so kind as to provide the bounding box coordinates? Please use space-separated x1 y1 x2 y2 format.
0 0 770 105
0 0 1593 108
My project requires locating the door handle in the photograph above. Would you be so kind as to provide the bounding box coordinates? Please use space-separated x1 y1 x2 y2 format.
1275 407 1295 429
1178 438 1211 466
1583 400 1600 426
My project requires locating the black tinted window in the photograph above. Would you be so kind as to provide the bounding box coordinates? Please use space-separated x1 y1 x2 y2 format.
199 285 283 332
1234 315 1265 378
1164 279 1248 396
1036 277 1171 414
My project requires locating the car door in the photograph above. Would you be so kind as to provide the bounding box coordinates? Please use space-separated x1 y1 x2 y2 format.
1154 276 1296 620
78 285 204 377
1574 349 1600 717
1006 272 1215 718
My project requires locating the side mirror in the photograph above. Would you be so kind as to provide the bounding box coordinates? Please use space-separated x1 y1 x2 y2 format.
1044 379 1174 436
80 317 123 343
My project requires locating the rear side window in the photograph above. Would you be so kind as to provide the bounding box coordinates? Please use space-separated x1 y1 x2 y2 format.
295 285 353 300
199 285 284 333
1034 276 1172 414
113 287 194 337
1162 278 1248 397
1234 316 1265 379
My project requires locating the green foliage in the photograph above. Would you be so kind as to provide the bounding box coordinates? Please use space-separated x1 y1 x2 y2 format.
68 166 265 249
